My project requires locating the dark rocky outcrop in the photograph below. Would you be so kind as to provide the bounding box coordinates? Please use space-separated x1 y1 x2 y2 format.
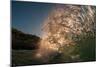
12 28 41 50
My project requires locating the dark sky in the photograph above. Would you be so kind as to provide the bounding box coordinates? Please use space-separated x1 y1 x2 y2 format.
12 1 55 37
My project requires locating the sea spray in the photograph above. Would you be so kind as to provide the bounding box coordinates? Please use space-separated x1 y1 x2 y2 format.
35 5 96 63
